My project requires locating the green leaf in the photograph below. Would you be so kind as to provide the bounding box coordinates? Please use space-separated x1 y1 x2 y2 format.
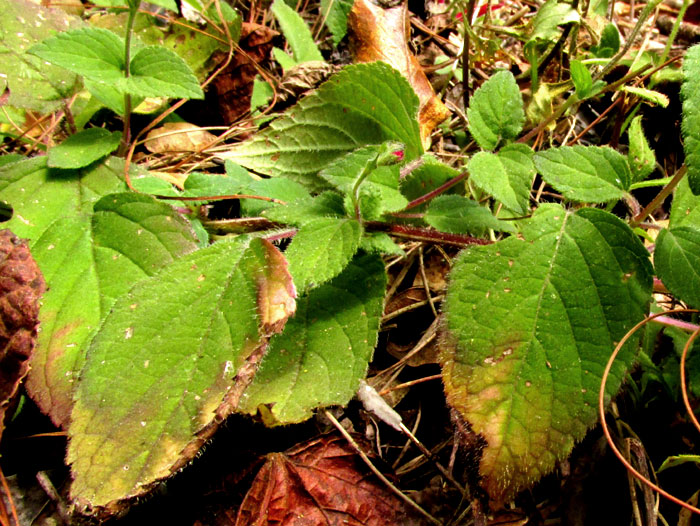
360 232 404 256
239 254 386 423
627 116 656 181
529 0 580 42
0 0 82 112
67 237 295 510
441 204 652 503
570 60 593 99
272 47 298 70
0 158 199 426
90 11 233 82
263 192 346 226
183 172 246 201
285 217 362 292
271 0 323 63
591 23 620 58
654 227 700 308
241 177 310 216
467 144 534 215
467 71 525 150
621 86 669 108
658 455 700 473
220 62 422 187
425 195 516 235
321 0 353 46
319 144 408 217
33 193 198 427
83 78 139 116
682 44 700 194
670 176 700 228
48 128 122 169
400 155 461 210
123 46 204 99
28 27 125 81
533 145 631 202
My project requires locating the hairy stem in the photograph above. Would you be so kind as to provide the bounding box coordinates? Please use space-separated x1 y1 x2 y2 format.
118 4 137 157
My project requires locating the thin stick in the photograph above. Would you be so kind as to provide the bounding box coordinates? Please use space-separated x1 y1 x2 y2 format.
680 327 700 434
324 410 443 526
630 165 686 228
599 309 700 515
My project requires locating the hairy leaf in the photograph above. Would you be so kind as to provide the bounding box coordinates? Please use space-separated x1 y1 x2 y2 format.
271 0 323 63
28 27 125 81
263 193 346 226
467 71 525 151
425 195 516 234
123 46 204 99
285 217 362 293
467 144 534 215
241 178 310 216
627 116 656 181
441 204 652 503
48 129 122 169
0 0 82 112
655 227 700 308
68 238 295 511
319 144 408 217
0 158 199 426
682 44 700 194
321 0 353 45
529 0 580 42
670 176 700 228
400 155 461 210
220 62 422 187
533 145 631 202
239 254 385 423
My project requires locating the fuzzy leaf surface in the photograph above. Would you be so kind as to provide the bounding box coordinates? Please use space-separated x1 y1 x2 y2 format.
670 176 700 228
654 227 700 308
123 46 204 99
263 193 345 226
319 145 408 216
48 129 122 169
285 217 362 293
441 204 652 503
627 116 656 181
425 195 515 234
0 0 82 112
400 155 460 210
533 145 631 203
239 254 386 423
467 71 525 151
0 158 199 426
28 27 125 81
467 144 534 215
68 238 295 511
321 0 353 45
271 0 323 63
220 62 422 187
682 44 700 194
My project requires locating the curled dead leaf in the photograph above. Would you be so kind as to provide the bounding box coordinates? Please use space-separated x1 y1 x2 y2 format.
235 433 428 526
0 230 45 437
348 0 451 145
144 122 218 154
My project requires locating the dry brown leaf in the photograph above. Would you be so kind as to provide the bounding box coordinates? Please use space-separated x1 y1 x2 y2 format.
235 433 427 526
348 0 450 145
144 122 218 154
212 23 278 125
0 230 45 438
